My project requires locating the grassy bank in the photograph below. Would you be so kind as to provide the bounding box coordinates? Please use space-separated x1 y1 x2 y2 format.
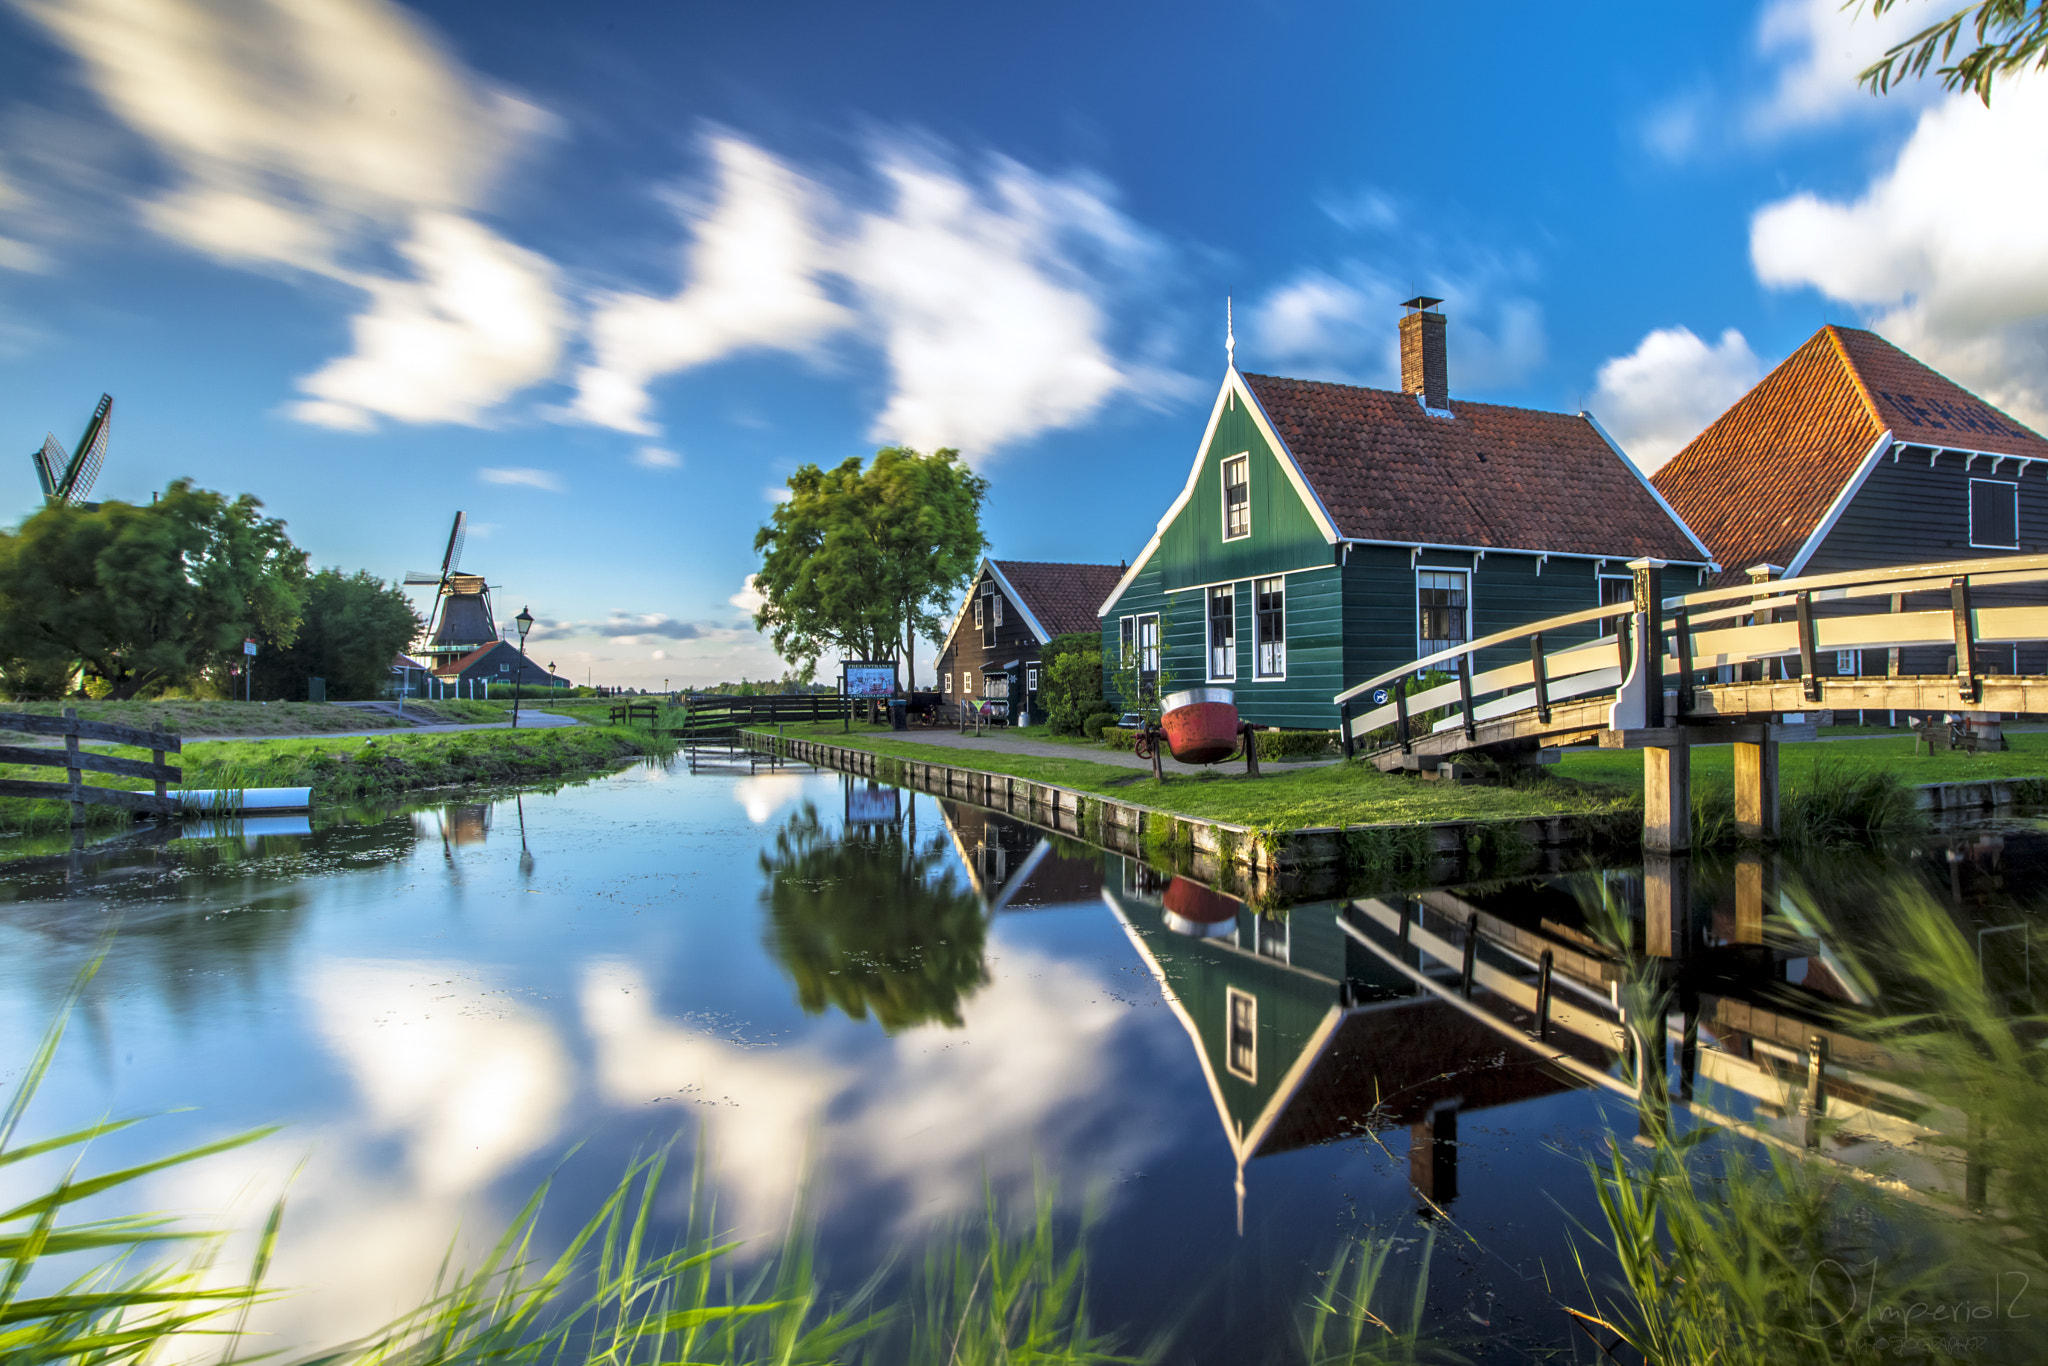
0 697 513 738
1555 727 2048 791
0 724 671 836
749 720 1637 830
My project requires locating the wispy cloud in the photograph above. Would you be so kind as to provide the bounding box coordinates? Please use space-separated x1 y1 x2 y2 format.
633 445 683 469
478 466 563 492
572 130 1185 461
15 0 568 431
1747 0 1936 135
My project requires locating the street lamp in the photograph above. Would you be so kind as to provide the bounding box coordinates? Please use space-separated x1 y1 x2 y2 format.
512 606 534 729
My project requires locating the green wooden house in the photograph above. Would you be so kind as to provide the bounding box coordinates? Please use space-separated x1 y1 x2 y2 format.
1098 301 1714 728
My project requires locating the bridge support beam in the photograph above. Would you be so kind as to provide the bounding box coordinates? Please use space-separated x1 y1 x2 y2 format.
1643 851 1694 958
1642 743 1691 852
1734 734 1781 840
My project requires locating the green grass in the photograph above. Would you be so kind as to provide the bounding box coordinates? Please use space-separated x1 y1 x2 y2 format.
1555 728 2048 792
753 722 1636 830
0 698 413 738
0 724 673 835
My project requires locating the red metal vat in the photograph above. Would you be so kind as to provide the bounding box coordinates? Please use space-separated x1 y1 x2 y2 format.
1162 876 1242 938
1159 687 1240 764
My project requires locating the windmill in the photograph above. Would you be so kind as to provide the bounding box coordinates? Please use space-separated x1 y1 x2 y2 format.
404 511 500 660
30 394 112 507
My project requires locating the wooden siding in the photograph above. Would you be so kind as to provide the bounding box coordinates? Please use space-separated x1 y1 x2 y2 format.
1156 389 1330 592
1807 448 2048 675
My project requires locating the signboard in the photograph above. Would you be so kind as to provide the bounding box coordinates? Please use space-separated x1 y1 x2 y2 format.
1371 687 1389 706
243 638 258 656
845 778 901 826
842 662 897 698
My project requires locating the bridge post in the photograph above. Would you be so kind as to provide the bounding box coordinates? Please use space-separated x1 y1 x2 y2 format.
1643 743 1690 852
1643 850 1693 958
1629 559 1666 727
1734 732 1780 840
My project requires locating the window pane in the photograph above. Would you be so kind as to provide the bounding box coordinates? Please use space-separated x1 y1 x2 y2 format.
1972 480 2019 549
1417 571 1467 658
1223 456 1250 539
1597 576 1632 638
1208 585 1235 678
1255 577 1285 677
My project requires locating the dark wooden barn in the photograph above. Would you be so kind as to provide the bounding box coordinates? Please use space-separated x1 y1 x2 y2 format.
933 558 1125 725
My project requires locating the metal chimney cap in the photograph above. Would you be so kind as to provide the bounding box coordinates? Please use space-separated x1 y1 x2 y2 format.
1400 296 1444 311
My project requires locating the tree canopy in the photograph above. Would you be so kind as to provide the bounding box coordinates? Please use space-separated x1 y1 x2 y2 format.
752 446 987 686
0 480 306 699
251 568 422 700
1860 0 2048 103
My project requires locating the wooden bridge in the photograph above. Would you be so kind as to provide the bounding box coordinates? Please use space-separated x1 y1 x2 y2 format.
1334 553 2048 849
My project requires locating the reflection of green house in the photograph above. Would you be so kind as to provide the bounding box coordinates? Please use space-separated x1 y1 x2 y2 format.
1103 868 1592 1222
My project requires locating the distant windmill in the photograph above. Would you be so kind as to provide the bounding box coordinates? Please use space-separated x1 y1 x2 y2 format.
30 394 112 507
403 511 500 660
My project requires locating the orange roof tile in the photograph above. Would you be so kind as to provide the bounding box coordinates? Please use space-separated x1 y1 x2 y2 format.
1653 326 2048 585
990 560 1125 638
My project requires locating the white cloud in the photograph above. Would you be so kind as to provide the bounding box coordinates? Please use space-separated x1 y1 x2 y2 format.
765 484 793 503
1246 261 1544 393
573 137 852 435
1589 326 1765 472
1749 0 1935 134
479 465 564 492
729 573 766 614
1751 79 2048 430
634 444 683 469
290 212 565 430
18 0 568 429
571 132 1180 459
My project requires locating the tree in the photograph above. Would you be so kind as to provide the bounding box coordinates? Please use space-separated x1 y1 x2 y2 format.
250 568 422 700
753 447 987 688
1859 1 2048 103
1039 631 1104 734
0 480 307 699
760 803 989 1032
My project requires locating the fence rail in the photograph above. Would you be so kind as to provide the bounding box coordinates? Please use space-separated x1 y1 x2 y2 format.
0 709 181 823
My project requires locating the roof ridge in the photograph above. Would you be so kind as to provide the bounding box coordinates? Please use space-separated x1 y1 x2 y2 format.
1241 370 1581 423
1822 324 1889 438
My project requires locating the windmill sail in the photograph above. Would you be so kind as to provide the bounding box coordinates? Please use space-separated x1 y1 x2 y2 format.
405 511 498 659
27 394 112 506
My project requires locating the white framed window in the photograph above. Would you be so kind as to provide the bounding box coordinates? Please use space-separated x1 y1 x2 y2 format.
1417 570 1469 662
1836 650 1857 676
993 595 1004 626
1596 574 1633 638
973 597 983 629
944 672 952 694
1226 988 1257 1082
1255 578 1286 677
1222 453 1251 541
1138 614 1160 676
1207 584 1236 680
1245 581 1277 679
1026 663 1039 691
1970 478 2019 549
963 670 972 698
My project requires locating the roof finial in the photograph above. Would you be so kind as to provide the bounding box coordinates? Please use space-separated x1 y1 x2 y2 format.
1225 295 1235 369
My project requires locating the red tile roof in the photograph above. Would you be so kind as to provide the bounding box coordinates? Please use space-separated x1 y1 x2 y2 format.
990 560 1126 638
1652 326 2048 585
1239 372 1705 562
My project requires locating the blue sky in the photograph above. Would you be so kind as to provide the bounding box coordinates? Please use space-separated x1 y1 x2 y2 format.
3 0 2044 687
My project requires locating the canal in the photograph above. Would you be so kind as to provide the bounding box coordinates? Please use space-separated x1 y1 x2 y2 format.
0 752 2040 1362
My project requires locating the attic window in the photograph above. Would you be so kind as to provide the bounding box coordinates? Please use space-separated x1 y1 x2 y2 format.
1970 478 2019 550
1222 455 1251 540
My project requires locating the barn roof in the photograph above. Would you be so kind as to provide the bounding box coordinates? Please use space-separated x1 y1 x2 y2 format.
1239 371 1708 562
1653 326 2048 585
989 560 1125 639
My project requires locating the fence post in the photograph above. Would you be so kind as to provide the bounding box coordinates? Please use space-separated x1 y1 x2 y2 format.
151 721 168 817
1339 701 1354 759
63 707 83 829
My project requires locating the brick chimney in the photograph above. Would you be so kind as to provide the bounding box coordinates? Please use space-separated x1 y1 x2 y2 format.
1399 296 1448 413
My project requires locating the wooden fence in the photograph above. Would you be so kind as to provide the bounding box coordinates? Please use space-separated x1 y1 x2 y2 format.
0 709 181 823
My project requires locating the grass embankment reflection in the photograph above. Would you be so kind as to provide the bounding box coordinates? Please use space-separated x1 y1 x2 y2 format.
0 724 672 837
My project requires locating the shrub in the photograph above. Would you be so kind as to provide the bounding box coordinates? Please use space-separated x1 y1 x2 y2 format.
1103 726 1137 751
1042 640 1105 734
1082 710 1119 739
1254 728 1337 760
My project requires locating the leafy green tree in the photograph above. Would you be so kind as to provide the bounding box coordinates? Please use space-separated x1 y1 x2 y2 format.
250 568 422 700
760 802 988 1032
753 447 987 688
0 480 306 698
1859 0 2048 103
1040 632 1104 734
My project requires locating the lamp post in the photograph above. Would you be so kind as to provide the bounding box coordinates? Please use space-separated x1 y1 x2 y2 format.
512 606 534 729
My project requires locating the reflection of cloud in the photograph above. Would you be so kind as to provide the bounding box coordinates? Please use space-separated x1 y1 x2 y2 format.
580 951 1167 1239
309 959 570 1194
733 774 806 824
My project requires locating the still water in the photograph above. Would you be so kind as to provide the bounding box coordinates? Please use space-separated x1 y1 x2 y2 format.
0 753 2041 1361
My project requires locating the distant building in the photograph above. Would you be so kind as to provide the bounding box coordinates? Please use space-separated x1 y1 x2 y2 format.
1654 325 2048 675
432 641 564 694
1098 300 1710 728
934 558 1125 725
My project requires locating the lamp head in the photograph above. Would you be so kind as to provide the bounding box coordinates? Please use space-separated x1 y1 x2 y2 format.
515 606 534 641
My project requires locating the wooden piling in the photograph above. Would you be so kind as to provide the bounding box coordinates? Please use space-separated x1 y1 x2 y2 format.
1642 743 1690 852
1734 734 1780 840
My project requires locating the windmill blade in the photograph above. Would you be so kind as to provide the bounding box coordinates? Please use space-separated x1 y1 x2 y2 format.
32 434 66 500
403 571 443 585
61 395 111 504
446 511 468 575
